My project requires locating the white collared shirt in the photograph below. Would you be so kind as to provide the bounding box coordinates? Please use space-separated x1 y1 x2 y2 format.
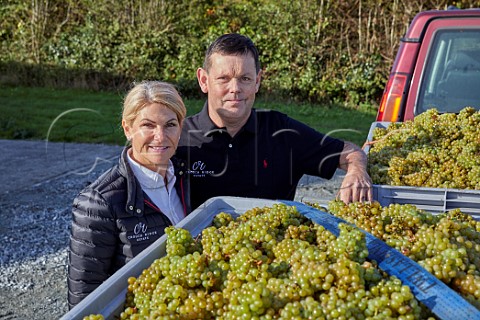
127 153 185 224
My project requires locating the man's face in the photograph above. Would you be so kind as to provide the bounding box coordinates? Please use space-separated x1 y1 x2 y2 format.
197 52 262 128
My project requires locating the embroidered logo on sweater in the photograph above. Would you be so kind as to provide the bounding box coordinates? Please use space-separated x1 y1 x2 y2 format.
127 222 157 242
187 160 215 177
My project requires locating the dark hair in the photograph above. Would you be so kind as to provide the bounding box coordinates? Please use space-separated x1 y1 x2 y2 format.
203 33 261 73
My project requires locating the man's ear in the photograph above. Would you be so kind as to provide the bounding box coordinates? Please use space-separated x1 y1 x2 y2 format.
197 68 208 93
255 69 263 93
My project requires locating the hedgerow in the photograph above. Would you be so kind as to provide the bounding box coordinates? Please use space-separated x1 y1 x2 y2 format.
0 0 472 104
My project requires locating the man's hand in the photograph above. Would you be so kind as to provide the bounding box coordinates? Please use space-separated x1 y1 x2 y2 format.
337 141 373 203
338 170 373 203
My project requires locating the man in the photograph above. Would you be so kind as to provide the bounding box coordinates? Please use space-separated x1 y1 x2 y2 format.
177 33 372 209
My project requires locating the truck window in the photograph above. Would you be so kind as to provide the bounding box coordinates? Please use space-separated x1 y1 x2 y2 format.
416 29 480 115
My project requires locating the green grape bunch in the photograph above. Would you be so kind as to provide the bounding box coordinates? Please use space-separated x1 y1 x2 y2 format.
327 199 480 310
367 107 480 189
118 204 431 320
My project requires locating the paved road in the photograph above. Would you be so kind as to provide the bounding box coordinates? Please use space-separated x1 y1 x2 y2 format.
0 139 123 196
0 139 343 202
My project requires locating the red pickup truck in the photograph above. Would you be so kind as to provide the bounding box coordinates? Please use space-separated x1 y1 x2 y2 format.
377 6 480 122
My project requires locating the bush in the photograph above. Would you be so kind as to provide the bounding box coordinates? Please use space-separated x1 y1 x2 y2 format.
0 0 468 104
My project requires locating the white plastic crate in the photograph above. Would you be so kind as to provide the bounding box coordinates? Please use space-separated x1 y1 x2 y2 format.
365 121 480 219
373 184 480 219
60 197 282 320
61 196 480 320
362 121 391 154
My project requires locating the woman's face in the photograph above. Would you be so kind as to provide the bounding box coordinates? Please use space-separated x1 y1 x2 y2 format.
122 103 181 173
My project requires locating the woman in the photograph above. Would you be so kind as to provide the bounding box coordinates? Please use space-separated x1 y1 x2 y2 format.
67 81 190 309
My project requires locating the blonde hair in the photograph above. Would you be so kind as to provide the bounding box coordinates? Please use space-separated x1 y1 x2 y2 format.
122 81 186 128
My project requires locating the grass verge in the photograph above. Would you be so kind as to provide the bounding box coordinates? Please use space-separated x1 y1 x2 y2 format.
0 86 377 147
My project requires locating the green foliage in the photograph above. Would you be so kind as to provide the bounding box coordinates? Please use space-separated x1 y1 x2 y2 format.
0 0 463 104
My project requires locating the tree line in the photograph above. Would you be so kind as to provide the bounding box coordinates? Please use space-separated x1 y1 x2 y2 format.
0 0 473 105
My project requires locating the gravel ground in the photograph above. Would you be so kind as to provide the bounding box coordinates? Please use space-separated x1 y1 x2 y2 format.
0 157 118 320
0 140 344 320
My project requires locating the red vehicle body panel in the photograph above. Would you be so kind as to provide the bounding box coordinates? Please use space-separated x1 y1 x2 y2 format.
376 8 480 122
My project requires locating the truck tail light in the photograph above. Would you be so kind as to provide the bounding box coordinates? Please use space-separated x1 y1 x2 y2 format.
377 73 408 122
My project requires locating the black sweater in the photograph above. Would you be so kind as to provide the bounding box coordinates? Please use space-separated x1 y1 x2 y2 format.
67 148 190 309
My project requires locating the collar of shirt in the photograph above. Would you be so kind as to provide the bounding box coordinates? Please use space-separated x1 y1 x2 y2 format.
198 102 257 137
126 152 176 190
127 152 185 224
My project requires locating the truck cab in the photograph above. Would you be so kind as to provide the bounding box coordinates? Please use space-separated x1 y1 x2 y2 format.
377 6 480 122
